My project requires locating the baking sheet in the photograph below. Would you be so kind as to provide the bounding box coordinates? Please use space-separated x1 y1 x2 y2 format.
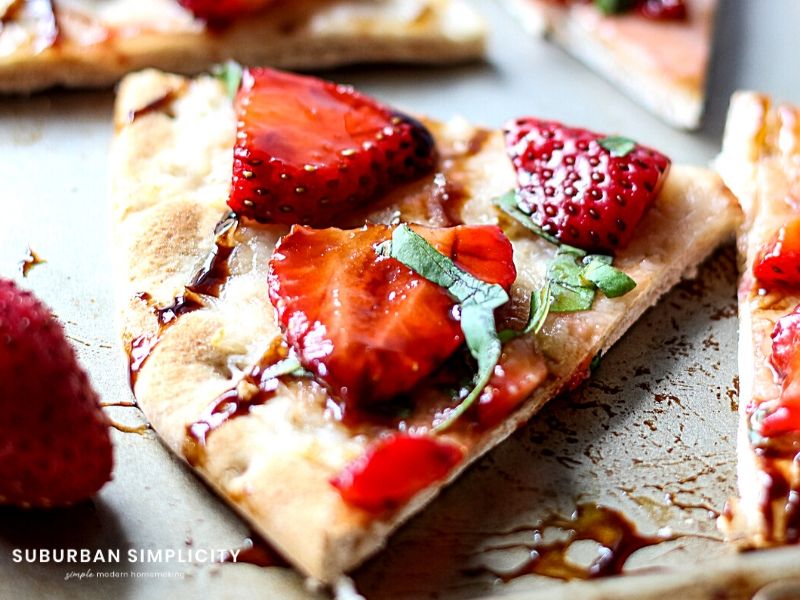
2 1 800 598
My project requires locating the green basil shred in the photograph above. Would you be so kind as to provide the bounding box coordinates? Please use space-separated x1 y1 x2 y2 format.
385 225 509 432
212 61 244 100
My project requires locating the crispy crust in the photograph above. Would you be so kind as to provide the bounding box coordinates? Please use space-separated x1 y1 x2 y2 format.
716 92 800 546
0 0 485 93
111 70 740 582
501 0 717 130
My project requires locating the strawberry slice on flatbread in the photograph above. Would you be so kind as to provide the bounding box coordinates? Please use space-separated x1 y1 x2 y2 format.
230 68 437 226
505 118 670 253
267 224 516 410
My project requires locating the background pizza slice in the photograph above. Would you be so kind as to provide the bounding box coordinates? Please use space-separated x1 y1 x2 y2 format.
500 0 718 130
110 68 739 584
716 92 800 546
0 0 485 93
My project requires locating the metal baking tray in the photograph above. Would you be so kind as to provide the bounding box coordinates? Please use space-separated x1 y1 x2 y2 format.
2 1 800 598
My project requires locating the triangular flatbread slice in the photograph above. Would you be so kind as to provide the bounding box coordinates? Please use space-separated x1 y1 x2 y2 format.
0 0 484 93
716 92 800 546
111 68 739 583
500 0 718 129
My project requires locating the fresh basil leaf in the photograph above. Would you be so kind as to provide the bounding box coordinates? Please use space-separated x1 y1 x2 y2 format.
548 249 597 312
389 224 509 310
550 281 596 312
594 0 636 15
559 243 588 258
590 352 603 372
581 258 636 298
493 190 560 245
499 282 553 342
212 61 243 100
387 224 510 432
599 135 636 157
433 303 502 433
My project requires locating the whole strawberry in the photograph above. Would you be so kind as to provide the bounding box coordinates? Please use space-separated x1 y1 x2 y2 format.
505 118 670 253
229 68 436 226
0 279 112 507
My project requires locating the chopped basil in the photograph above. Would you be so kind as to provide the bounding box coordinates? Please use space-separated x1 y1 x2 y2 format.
594 0 637 16
493 190 560 245
581 257 637 298
212 61 243 100
385 224 509 432
598 135 636 157
548 248 597 312
500 282 554 343
389 224 509 309
492 190 637 320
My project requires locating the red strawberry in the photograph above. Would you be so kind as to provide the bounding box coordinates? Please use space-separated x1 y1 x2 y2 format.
0 279 112 507
330 433 464 512
474 337 548 429
756 399 800 439
177 0 274 22
753 304 800 439
754 219 800 288
771 304 800 379
504 118 670 253
229 68 436 226
268 224 516 409
638 0 687 20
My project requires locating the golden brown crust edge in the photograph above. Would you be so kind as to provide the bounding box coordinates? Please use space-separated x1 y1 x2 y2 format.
112 70 740 582
0 0 485 94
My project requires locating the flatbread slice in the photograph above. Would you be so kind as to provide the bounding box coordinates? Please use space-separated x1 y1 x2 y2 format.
110 68 740 583
0 0 484 93
500 0 718 130
716 92 800 546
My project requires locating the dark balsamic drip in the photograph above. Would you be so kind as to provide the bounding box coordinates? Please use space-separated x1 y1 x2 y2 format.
432 175 467 227
155 291 205 327
128 333 159 388
760 463 800 544
126 213 240 388
220 535 289 568
186 212 239 298
465 129 491 157
128 292 205 388
183 338 290 467
465 504 674 582
18 246 44 277
127 86 184 124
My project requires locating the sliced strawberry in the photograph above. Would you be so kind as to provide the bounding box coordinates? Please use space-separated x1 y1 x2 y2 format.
0 279 113 507
474 337 548 429
754 219 800 289
771 304 800 379
177 0 275 22
268 224 515 409
637 0 687 20
504 118 670 253
229 68 436 226
758 398 800 439
753 304 800 439
330 433 464 512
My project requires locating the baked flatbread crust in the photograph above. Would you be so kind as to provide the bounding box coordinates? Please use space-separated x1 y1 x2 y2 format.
500 0 717 130
716 91 800 546
0 0 485 93
110 69 740 582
